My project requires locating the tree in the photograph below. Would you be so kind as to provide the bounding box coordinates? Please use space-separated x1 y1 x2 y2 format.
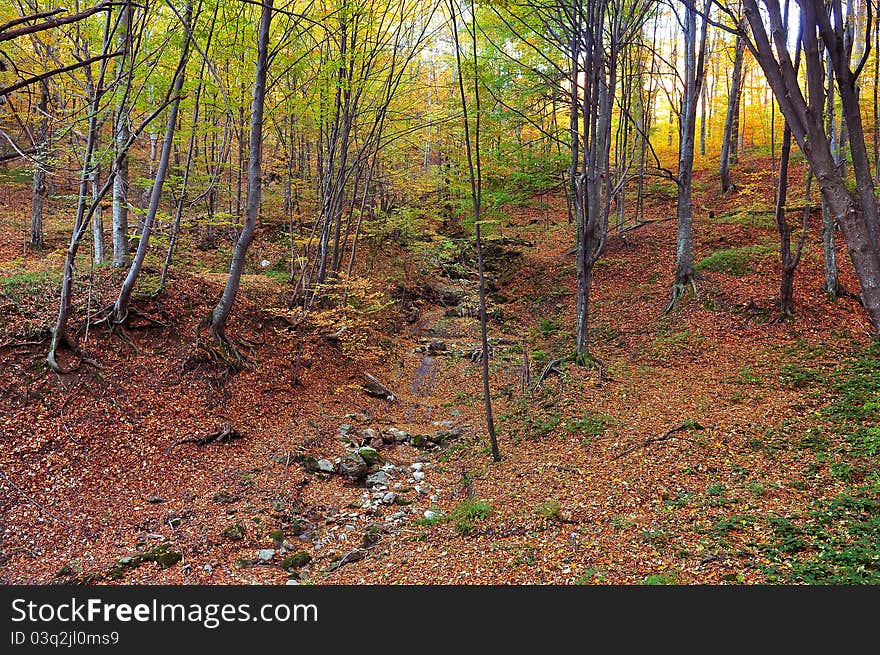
668 0 711 310
739 0 880 335
720 12 746 193
205 0 273 354
112 2 194 325
448 0 500 462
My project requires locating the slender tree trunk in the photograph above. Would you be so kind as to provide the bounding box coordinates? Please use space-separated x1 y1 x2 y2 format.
91 161 104 263
671 0 709 305
30 81 50 251
208 0 272 344
720 23 745 193
448 0 500 462
112 4 192 324
822 52 842 296
158 4 217 292
112 0 132 267
47 9 113 371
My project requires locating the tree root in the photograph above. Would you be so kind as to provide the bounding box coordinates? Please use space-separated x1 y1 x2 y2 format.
612 420 704 460
663 277 698 315
46 330 102 375
189 318 252 373
0 329 51 353
165 423 242 453
532 350 604 389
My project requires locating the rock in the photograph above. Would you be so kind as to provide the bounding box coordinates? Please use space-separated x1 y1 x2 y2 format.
289 518 310 536
285 579 300 585
328 549 365 571
317 459 335 474
303 457 320 473
410 462 424 471
428 339 447 353
381 492 397 505
362 525 381 548
119 556 134 565
385 427 410 443
282 540 296 550
413 470 426 481
366 470 390 489
363 373 396 401
434 284 463 306
140 545 182 569
431 426 466 444
380 430 395 444
147 495 167 504
203 564 213 574
423 510 441 521
269 529 285 544
338 424 352 439
345 412 370 423
360 428 379 442
282 551 312 569
358 447 383 466
223 523 246 541
257 549 275 562
410 434 429 449
338 453 368 480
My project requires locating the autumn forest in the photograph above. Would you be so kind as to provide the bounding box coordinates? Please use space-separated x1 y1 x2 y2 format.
1 0 879 585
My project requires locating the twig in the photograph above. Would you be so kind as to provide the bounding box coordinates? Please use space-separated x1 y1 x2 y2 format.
0 471 62 522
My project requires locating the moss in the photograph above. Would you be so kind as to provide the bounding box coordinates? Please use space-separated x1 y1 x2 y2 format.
695 245 774 276
281 551 312 569
223 523 246 541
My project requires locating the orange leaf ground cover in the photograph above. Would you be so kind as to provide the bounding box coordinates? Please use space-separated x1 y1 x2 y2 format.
0 155 875 585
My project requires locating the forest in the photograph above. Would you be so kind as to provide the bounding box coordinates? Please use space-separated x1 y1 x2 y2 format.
0 0 878 586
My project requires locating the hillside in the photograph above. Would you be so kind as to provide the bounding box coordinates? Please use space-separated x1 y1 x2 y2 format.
2 154 878 585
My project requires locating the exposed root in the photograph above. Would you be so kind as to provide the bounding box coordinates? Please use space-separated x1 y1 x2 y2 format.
532 350 603 389
124 307 171 330
188 317 252 373
46 330 101 375
165 423 242 453
0 329 51 353
612 419 704 460
663 277 698 315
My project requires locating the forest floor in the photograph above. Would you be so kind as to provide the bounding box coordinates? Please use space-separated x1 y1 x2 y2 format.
1 154 879 585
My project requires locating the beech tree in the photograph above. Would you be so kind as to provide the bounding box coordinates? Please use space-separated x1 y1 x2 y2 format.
737 0 880 335
205 0 273 354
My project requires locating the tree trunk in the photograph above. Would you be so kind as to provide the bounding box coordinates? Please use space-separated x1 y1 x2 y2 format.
671 0 709 304
112 3 192 324
208 0 272 342
47 10 113 371
720 24 745 193
742 0 880 336
30 81 50 251
112 0 132 267
91 161 104 263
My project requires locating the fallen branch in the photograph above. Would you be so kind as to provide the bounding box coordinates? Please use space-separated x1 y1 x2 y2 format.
165 424 242 453
0 471 62 522
612 420 703 461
